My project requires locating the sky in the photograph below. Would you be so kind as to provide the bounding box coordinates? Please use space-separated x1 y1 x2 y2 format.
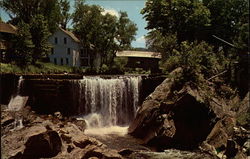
0 0 148 48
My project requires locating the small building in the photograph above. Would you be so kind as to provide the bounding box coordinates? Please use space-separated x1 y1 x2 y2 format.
48 28 92 67
116 50 162 73
0 22 17 61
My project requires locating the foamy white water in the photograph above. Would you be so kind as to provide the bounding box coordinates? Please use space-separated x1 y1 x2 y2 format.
71 76 141 130
84 126 128 136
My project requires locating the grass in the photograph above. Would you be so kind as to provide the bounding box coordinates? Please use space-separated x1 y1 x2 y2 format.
0 62 74 74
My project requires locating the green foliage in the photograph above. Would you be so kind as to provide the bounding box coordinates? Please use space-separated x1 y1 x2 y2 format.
204 0 249 47
112 57 128 73
8 21 34 66
234 14 249 51
59 0 71 29
1 0 61 33
72 3 137 69
99 64 109 74
0 62 72 74
116 11 138 50
30 14 51 64
1 0 59 66
142 0 210 42
146 30 178 60
237 112 250 128
162 41 227 81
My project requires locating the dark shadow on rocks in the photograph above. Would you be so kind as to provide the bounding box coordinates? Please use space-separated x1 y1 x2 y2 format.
22 130 62 158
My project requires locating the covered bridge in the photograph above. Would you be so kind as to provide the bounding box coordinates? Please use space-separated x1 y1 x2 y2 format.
116 50 162 73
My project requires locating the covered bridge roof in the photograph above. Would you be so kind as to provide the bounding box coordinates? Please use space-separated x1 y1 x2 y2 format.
116 51 162 59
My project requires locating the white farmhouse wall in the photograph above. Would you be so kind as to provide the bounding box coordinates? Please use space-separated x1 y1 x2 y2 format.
48 29 80 67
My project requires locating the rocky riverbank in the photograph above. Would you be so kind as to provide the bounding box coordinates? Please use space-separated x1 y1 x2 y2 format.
129 68 250 158
1 103 233 159
1 105 124 159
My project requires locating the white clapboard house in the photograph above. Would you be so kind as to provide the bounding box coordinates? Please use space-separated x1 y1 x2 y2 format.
48 28 91 67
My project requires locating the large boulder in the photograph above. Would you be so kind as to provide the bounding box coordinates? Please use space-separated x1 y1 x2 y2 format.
22 130 62 158
2 125 47 159
128 68 235 151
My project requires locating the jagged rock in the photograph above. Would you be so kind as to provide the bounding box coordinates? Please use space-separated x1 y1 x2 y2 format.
129 68 222 150
224 139 238 158
205 116 236 149
73 119 86 131
54 111 63 120
61 133 72 144
67 144 74 153
128 67 245 152
81 145 123 159
118 148 134 156
2 125 47 159
22 130 62 158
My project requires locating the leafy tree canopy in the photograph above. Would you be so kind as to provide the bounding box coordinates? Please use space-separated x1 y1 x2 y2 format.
1 0 61 33
141 0 211 42
72 3 137 68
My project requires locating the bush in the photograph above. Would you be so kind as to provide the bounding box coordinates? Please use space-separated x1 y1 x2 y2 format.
99 64 109 74
112 57 128 72
162 41 227 82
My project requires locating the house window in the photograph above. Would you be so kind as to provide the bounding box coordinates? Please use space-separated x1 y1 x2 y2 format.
55 37 58 44
66 58 69 65
64 37 67 44
51 48 54 54
54 58 57 65
67 48 70 55
61 58 63 65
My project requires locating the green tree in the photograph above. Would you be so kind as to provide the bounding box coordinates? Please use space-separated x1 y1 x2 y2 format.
59 0 71 29
1 0 58 64
30 14 51 64
1 0 61 33
141 0 210 42
8 21 34 66
203 0 248 48
116 11 137 50
163 41 226 80
145 30 177 61
73 3 137 70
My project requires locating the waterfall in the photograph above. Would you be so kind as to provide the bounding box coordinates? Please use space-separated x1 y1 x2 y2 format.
17 76 24 95
8 76 26 130
8 76 25 111
71 76 141 128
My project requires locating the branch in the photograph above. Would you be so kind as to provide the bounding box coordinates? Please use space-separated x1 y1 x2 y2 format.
206 70 228 81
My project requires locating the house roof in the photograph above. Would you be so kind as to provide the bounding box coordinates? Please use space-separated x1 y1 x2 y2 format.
60 28 80 43
116 51 162 59
0 22 17 34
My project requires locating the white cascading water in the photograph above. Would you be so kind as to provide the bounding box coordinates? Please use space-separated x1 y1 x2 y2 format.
8 76 25 130
71 76 141 134
8 76 24 111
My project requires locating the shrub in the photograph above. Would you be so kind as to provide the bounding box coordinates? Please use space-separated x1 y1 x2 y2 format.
162 41 227 82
